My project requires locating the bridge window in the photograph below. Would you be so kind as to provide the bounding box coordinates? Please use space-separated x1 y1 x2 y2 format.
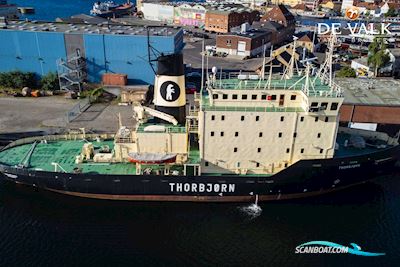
223 94 228 99
261 95 267 100
290 95 296 100
213 94 218 99
232 94 238 99
331 102 338 110
252 94 257 100
242 94 248 100
271 95 277 100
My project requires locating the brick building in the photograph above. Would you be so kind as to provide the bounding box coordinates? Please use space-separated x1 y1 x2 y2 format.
257 5 295 46
205 9 260 33
216 29 272 57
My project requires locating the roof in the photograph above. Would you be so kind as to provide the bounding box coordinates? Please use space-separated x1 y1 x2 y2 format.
296 31 319 45
336 78 400 106
219 29 271 39
261 4 295 24
0 19 182 36
254 21 284 31
56 14 108 25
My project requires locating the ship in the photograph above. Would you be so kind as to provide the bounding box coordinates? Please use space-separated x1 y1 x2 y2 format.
0 0 18 19
90 1 133 18
0 38 399 202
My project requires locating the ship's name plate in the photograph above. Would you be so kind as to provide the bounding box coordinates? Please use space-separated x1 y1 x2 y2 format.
169 183 235 193
338 164 360 170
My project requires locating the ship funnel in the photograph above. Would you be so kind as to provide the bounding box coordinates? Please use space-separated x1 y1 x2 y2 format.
153 53 186 124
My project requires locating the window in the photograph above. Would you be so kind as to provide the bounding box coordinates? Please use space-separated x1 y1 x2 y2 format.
321 102 328 110
320 149 323 154
211 115 215 120
235 132 239 137
241 115 245 121
255 116 260 121
242 94 248 100
290 95 296 100
221 115 225 121
256 162 260 167
300 148 304 154
257 148 261 153
278 132 282 138
315 117 318 122
280 116 284 122
293 132 297 138
284 163 288 168
259 132 263 137
271 95 277 100
261 95 267 100
205 161 209 167
331 102 338 111
325 117 329 122
232 94 238 100
234 147 238 152
252 94 257 100
311 102 318 107
317 133 321 138
300 116 304 122
236 162 240 167
226 39 232 45
223 94 228 99
220 131 224 137
211 131 214 136
213 94 218 99
286 148 290 153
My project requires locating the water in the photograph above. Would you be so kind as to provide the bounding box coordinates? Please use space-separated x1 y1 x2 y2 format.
13 0 96 21
0 175 399 266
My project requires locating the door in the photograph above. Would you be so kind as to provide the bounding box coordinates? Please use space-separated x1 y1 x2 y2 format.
279 94 285 106
237 41 246 56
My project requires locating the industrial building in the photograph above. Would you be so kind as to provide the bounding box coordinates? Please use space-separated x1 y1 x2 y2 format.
0 19 184 86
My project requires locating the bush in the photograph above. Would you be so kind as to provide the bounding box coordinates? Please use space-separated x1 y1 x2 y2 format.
40 72 60 91
0 71 37 88
336 66 356 78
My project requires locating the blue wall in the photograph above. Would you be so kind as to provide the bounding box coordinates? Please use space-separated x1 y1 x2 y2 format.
0 31 66 76
0 29 184 85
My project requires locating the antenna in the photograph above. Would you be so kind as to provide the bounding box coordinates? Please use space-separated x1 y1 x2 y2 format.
146 26 162 75
201 38 205 95
261 40 267 80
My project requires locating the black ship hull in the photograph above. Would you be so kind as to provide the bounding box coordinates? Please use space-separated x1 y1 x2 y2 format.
1 145 399 202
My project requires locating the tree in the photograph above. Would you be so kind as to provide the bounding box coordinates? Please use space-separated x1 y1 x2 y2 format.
385 8 397 18
40 72 60 91
368 38 390 77
336 66 356 78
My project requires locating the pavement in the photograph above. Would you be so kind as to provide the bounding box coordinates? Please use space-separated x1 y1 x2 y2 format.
0 97 77 133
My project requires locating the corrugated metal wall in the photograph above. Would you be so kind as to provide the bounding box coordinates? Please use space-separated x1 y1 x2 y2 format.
0 31 66 76
0 29 183 85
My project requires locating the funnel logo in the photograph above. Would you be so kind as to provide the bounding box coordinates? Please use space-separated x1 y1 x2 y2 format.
295 241 385 256
345 7 360 20
160 81 180 102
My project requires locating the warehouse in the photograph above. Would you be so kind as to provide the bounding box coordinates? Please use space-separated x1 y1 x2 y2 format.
0 19 184 85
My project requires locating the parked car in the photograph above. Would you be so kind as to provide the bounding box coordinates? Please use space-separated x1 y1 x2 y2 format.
193 32 209 39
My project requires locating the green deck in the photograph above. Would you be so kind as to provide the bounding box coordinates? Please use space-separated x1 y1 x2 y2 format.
0 139 201 175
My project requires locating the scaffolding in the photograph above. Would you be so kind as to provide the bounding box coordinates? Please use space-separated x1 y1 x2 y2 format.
57 53 86 92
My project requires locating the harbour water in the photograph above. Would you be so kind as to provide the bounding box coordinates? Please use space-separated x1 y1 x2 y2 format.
0 175 399 266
